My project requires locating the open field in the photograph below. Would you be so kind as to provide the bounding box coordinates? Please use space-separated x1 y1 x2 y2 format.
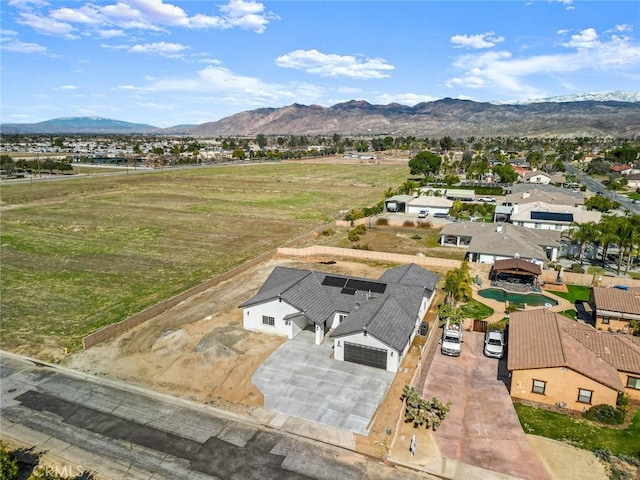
0 163 409 358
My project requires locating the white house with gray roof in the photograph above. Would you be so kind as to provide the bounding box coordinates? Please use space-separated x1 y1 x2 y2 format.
240 264 438 372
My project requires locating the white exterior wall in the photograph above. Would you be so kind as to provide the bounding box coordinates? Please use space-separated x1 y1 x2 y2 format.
517 220 569 231
243 299 300 338
474 253 542 264
290 316 308 339
528 174 551 184
333 332 400 373
407 205 450 216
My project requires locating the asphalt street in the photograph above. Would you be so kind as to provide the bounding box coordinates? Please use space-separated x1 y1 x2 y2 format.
0 352 431 480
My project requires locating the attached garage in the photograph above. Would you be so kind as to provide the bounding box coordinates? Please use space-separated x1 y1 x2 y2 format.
344 341 387 370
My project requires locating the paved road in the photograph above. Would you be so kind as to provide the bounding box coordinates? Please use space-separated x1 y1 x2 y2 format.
0 352 426 480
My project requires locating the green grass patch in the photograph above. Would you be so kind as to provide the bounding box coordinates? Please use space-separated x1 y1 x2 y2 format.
587 266 605 275
560 309 577 320
1 163 410 356
547 284 591 303
459 299 494 320
515 403 640 456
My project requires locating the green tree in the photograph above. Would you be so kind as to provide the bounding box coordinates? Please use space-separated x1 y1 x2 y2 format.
585 196 619 212
443 261 472 305
231 147 246 160
439 136 453 151
409 151 442 178
1 154 15 174
492 163 518 183
0 442 18 480
256 134 267 150
568 221 598 264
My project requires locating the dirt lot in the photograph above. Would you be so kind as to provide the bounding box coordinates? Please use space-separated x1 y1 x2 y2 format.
66 256 390 412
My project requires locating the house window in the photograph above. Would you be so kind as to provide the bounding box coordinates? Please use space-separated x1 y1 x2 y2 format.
339 314 347 324
262 315 275 326
532 379 546 395
627 376 640 390
534 223 541 229
577 388 593 404
602 316 610 325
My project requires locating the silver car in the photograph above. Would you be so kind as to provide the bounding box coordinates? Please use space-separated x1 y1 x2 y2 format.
484 330 505 358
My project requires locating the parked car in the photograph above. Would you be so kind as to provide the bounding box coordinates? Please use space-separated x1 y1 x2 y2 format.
433 212 449 218
478 196 496 202
417 210 428 218
441 319 462 357
418 322 429 336
633 199 640 204
483 330 505 359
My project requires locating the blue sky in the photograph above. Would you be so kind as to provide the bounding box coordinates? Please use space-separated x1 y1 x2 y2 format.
1 0 639 127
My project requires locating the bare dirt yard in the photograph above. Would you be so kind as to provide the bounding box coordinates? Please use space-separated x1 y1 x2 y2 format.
66 255 391 412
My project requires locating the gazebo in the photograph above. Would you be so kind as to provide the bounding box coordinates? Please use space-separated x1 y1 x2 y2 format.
490 258 542 291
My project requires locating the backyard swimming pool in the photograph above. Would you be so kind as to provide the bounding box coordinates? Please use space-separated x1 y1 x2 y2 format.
478 288 558 306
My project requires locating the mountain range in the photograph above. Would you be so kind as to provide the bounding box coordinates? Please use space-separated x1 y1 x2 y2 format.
2 91 639 137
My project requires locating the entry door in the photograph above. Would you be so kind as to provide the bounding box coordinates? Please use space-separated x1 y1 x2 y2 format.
344 342 387 370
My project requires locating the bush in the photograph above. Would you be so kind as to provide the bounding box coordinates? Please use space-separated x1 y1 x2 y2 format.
403 220 415 227
375 218 389 226
617 393 630 408
352 244 371 250
321 228 335 236
416 220 432 229
347 230 360 242
569 264 585 274
583 404 626 425
0 442 19 480
594 446 612 462
353 224 367 234
410 234 422 240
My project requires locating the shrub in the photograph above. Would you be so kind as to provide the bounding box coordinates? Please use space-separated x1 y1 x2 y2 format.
353 224 367 234
352 244 371 250
0 442 18 480
416 220 432 229
321 228 335 236
347 230 360 242
617 393 630 408
583 404 626 425
375 217 389 226
594 446 612 462
410 234 422 240
569 264 585 273
403 220 415 227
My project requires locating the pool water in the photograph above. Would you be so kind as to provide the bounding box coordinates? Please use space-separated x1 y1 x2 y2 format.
478 288 558 306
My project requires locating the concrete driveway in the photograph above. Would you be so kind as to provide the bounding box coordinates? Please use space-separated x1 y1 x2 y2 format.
422 331 552 480
252 330 395 435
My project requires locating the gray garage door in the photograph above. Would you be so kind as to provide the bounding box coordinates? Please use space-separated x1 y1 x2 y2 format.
344 342 387 370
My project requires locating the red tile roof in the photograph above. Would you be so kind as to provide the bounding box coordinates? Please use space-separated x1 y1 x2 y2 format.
508 310 628 391
592 286 640 315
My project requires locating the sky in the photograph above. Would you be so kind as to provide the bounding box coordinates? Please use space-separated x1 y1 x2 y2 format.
1 0 639 127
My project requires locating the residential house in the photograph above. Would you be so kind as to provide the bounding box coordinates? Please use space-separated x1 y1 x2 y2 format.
407 195 453 216
240 264 438 372
439 222 560 264
590 286 640 334
611 164 635 175
509 201 601 232
384 194 414 213
495 187 584 223
625 173 640 189
508 310 640 409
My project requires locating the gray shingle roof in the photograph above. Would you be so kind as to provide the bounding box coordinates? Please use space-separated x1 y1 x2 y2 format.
240 264 438 352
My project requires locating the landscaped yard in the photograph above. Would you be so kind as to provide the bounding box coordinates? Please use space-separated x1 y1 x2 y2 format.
1 163 411 356
459 299 494 320
515 403 640 456
547 284 592 303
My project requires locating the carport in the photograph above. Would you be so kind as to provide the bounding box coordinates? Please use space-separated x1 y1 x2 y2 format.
252 330 394 435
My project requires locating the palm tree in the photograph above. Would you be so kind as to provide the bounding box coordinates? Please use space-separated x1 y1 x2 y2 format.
596 216 620 267
443 261 473 306
568 221 598 265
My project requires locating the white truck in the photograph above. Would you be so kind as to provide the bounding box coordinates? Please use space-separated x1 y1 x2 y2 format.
441 319 462 357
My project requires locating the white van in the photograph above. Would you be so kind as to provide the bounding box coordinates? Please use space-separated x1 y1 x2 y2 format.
441 319 462 356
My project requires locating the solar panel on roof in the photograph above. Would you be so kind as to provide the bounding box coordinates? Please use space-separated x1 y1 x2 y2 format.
345 279 387 294
530 211 573 222
322 276 348 288
341 288 357 295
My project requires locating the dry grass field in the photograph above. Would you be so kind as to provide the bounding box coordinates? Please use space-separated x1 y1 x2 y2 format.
0 162 409 358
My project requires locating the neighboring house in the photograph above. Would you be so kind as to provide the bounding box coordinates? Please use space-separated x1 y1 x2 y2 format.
508 310 640 409
625 173 640 189
611 164 634 175
407 195 453 216
504 188 584 207
384 194 414 213
590 286 640 334
524 171 552 184
240 264 438 372
509 201 601 232
439 222 560 264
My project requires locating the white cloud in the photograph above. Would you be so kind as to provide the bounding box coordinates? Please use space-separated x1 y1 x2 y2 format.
12 0 278 39
57 85 78 90
615 24 632 33
558 0 574 10
275 49 394 79
96 29 125 38
450 32 505 49
17 12 78 39
564 28 599 48
445 27 640 98
129 41 188 56
0 38 48 54
376 93 439 106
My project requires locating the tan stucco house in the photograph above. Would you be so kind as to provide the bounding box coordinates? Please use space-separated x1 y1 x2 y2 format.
590 286 640 334
508 310 640 409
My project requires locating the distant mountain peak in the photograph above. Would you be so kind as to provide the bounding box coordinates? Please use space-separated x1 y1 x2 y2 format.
492 90 640 105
